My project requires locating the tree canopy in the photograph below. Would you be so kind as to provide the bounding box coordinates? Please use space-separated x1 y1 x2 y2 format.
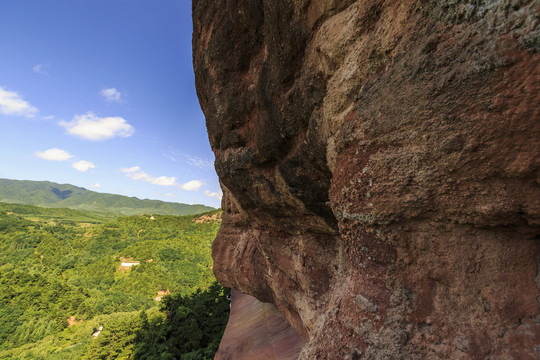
0 202 229 359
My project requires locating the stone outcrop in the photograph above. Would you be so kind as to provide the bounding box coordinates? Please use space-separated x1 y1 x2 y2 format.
193 0 540 358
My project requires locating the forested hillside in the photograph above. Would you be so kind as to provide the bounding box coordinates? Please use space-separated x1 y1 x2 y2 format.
0 202 229 359
0 178 214 216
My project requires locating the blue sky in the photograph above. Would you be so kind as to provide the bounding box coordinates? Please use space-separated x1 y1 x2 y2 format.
0 0 222 207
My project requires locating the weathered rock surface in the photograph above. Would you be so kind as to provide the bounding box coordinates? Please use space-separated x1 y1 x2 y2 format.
215 290 304 359
193 0 540 358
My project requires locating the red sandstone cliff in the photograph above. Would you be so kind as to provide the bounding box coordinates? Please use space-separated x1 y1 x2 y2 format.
193 0 540 358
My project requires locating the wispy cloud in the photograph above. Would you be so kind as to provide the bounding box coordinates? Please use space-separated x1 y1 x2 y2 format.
32 63 49 76
180 180 203 191
163 152 177 162
162 147 181 163
72 160 95 172
121 166 203 191
35 148 73 161
90 183 101 189
204 190 223 200
60 112 134 141
0 86 38 118
164 148 214 169
186 155 214 169
100 87 122 102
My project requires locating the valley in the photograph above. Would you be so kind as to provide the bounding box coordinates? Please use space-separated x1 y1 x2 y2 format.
0 202 228 359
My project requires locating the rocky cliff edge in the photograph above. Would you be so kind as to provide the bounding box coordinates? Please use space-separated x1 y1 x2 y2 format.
193 0 540 358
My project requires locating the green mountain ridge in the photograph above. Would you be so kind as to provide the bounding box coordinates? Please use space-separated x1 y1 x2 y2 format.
0 178 214 216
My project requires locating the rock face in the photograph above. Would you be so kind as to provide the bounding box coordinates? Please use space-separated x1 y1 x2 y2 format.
193 0 540 358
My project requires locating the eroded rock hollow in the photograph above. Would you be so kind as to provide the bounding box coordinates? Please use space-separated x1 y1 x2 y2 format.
193 0 540 358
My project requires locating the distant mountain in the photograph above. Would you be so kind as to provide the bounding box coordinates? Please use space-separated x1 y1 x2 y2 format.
0 178 214 216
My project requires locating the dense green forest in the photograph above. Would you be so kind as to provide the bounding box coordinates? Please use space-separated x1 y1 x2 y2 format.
0 202 229 359
0 178 214 216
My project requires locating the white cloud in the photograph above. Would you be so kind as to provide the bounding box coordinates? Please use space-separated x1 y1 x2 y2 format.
35 148 73 161
152 176 177 186
0 87 38 118
122 168 153 182
121 166 203 190
121 166 141 173
100 88 122 102
121 166 177 186
60 112 134 141
33 64 48 75
72 160 95 172
180 180 203 191
120 166 203 191
43 115 55 120
90 183 101 189
204 190 223 200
